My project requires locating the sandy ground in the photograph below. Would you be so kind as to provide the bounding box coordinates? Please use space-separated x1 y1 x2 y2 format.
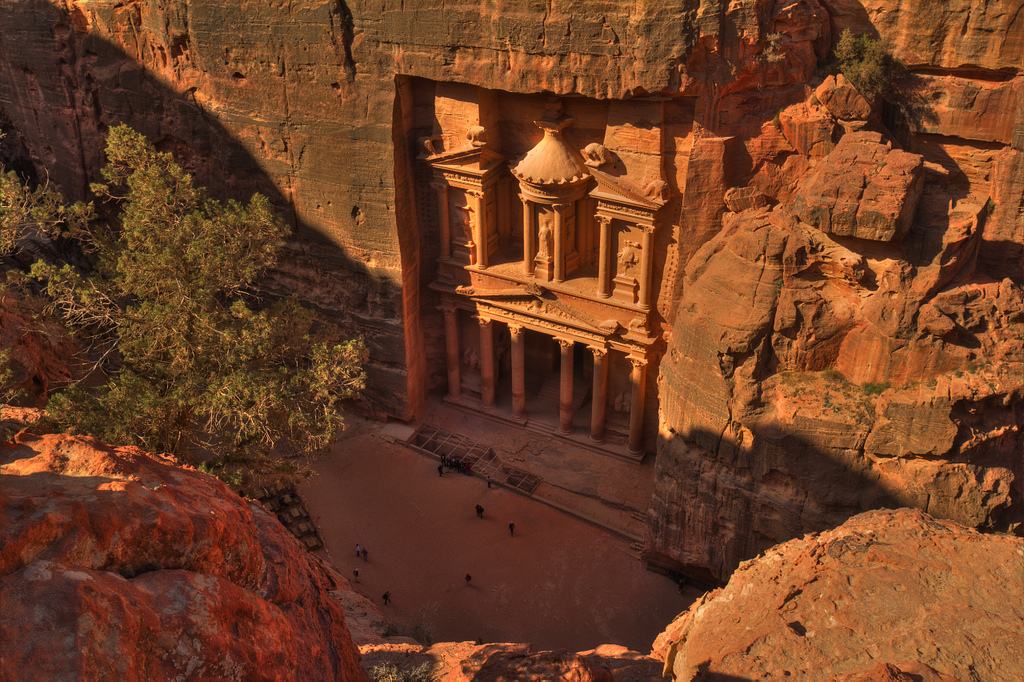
301 418 693 654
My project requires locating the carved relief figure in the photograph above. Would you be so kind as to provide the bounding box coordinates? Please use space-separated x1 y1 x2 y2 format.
451 207 470 244
617 240 641 275
462 347 480 371
537 212 553 258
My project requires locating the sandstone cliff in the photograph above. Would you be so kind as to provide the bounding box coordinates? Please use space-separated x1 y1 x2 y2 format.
652 508 1024 681
0 429 368 681
1 0 1021 585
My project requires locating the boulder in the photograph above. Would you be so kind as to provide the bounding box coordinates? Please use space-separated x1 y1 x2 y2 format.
814 73 871 121
0 431 368 681
653 508 1024 681
791 131 925 241
778 100 837 158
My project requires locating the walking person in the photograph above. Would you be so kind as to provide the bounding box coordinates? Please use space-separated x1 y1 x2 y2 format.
438 463 444 477
355 543 362 558
352 568 359 583
475 504 484 519
508 521 515 537
382 590 391 606
465 573 472 586
361 547 368 562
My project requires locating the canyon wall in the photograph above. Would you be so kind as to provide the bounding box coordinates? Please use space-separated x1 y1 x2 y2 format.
1 0 1021 583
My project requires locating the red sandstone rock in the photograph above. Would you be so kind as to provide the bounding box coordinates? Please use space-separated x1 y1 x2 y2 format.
826 0 1024 72
814 73 871 121
1 0 1021 603
652 509 1024 681
790 131 924 241
358 640 663 682
0 431 368 681
779 100 837 158
0 295 80 406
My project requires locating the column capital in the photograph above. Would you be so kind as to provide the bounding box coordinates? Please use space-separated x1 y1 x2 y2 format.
508 323 524 339
589 345 608 359
641 223 657 235
596 214 612 226
474 314 493 329
439 304 458 319
430 181 448 193
629 355 648 371
557 337 575 351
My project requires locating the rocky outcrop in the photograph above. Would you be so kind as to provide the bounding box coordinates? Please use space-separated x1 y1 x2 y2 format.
0 294 80 406
0 430 368 681
652 144 1022 580
653 508 1024 680
359 640 664 682
791 131 924 241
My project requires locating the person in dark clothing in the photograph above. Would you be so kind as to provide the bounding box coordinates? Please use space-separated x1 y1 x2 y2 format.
352 568 360 583
361 547 368 562
508 521 515 537
382 590 391 605
438 464 444 477
475 504 484 519
465 573 472 585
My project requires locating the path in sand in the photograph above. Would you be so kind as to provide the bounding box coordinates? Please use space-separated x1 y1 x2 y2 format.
301 414 695 653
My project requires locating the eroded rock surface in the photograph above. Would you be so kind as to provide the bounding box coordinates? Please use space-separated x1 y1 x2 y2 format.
653 508 1024 681
0 431 368 681
791 131 924 241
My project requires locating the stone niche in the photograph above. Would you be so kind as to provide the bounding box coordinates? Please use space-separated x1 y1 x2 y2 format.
408 79 680 456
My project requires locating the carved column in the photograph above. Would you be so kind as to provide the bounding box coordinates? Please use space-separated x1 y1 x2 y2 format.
597 215 612 298
441 305 461 399
478 316 495 410
638 225 654 310
589 347 608 444
553 203 567 283
558 337 574 434
520 194 535 276
509 324 526 420
432 181 451 261
627 355 648 455
469 190 487 268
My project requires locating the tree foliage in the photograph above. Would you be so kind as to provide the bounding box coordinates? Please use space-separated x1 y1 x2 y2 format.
1 169 93 256
832 29 907 103
22 124 365 465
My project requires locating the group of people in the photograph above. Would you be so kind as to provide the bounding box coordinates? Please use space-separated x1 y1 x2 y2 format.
438 454 472 475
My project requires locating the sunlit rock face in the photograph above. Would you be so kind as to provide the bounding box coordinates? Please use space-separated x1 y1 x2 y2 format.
0 0 1020 585
0 431 368 681
652 508 1024 681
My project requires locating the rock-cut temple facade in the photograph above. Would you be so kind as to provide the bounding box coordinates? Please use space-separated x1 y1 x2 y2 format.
420 89 674 458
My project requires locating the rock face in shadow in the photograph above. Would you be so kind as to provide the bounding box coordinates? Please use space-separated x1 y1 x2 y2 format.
0 431 368 681
652 508 1024 681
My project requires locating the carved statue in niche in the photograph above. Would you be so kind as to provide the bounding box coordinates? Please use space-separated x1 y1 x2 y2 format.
614 390 631 413
566 214 576 253
462 346 480 371
451 207 470 243
537 212 553 258
617 240 641 275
